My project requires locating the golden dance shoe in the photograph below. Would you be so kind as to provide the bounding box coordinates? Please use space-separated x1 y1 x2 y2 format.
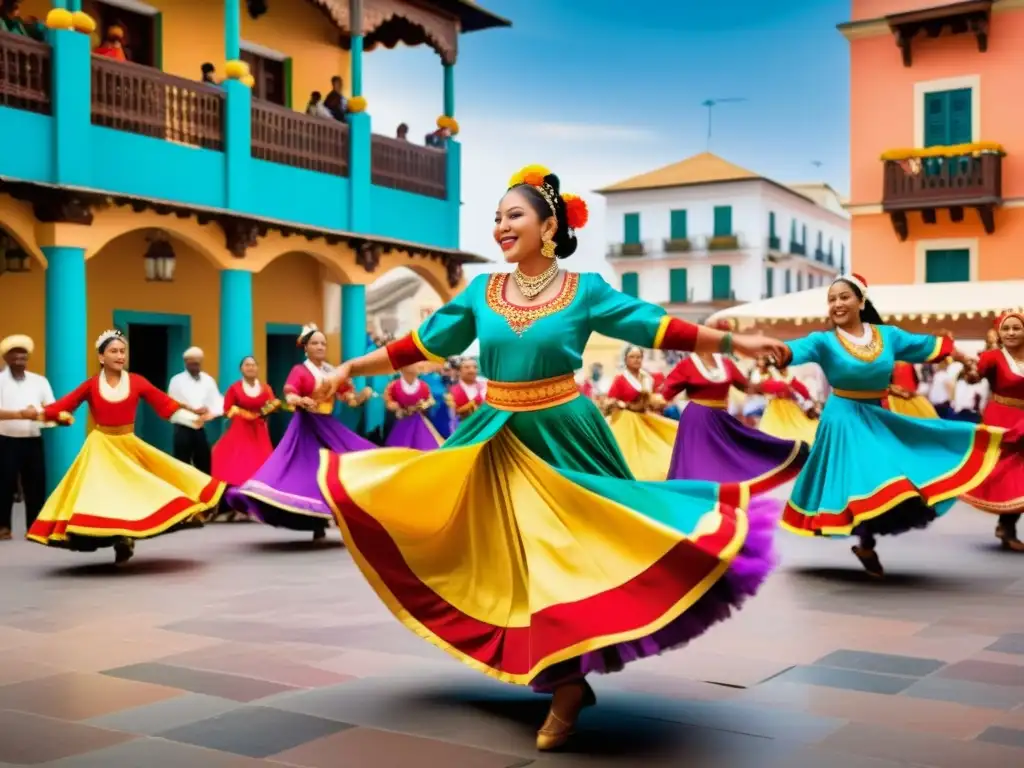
536 680 597 752
851 545 884 578
996 526 1024 552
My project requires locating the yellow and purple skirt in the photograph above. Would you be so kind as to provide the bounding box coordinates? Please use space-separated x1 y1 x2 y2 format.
607 408 678 481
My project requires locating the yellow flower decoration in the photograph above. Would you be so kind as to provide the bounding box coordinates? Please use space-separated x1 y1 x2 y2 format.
224 60 250 80
436 115 460 135
71 11 96 34
348 96 368 113
45 8 73 29
508 164 551 189
240 74 255 89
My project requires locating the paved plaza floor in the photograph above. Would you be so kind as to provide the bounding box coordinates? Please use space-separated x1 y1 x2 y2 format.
0 495 1022 767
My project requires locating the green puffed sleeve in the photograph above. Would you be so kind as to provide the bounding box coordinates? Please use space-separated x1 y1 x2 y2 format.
586 274 696 350
408 274 482 361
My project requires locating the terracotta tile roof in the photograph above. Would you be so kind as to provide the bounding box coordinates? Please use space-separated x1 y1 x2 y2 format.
597 152 761 194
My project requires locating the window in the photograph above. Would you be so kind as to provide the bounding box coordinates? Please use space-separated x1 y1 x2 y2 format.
713 206 733 237
784 270 792 293
623 213 641 245
241 48 287 105
621 272 639 297
797 272 804 291
668 268 688 302
670 210 688 240
828 238 834 264
769 211 776 237
84 0 158 67
925 249 970 283
816 231 823 259
765 266 774 298
924 88 972 148
840 243 846 273
802 224 808 247
711 265 731 300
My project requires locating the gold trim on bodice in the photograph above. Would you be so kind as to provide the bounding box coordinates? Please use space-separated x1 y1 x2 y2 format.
96 424 134 435
836 325 884 363
689 398 728 409
486 272 580 337
485 374 579 412
993 393 1024 409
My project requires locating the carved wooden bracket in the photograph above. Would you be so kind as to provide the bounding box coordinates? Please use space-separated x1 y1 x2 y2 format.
445 258 463 288
219 218 261 258
889 211 909 242
887 0 992 67
355 241 382 272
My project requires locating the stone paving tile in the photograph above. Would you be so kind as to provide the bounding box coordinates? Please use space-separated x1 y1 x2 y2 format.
0 672 183 721
39 737 285 767
102 662 301 702
152 647 355 689
987 634 1024 655
86 692 244 735
158 706 353 758
976 725 1024 749
900 675 1024 710
766 665 917 695
937 659 1024 688
0 709 135 764
819 721 1024 768
812 649 946 677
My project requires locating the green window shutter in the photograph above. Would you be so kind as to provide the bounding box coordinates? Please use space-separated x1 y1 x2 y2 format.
669 268 688 303
924 91 948 147
769 211 776 237
623 213 640 244
153 13 163 70
840 244 846 273
669 209 688 240
925 249 970 283
784 270 792 293
713 206 732 237
790 219 797 243
948 88 972 145
797 272 804 291
801 224 807 246
765 266 774 298
711 265 731 300
283 57 294 109
621 272 639 297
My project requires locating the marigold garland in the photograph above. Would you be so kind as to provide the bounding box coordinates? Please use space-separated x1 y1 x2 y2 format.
562 193 589 230
348 95 368 113
508 164 551 189
880 141 1005 161
436 115 460 135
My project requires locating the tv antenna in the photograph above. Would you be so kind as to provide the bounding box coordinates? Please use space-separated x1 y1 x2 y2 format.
811 160 824 169
701 97 747 149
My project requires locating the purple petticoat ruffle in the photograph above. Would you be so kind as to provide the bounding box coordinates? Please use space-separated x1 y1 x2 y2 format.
530 495 780 692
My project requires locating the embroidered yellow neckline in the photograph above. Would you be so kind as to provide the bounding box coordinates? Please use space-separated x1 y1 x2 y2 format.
486 272 580 336
836 324 884 363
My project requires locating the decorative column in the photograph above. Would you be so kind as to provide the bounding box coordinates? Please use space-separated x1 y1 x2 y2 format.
441 58 460 248
43 245 88 494
443 62 454 119
67 1 81 11
47 8 92 188
339 283 367 428
223 0 250 211
218 269 254 392
348 0 370 232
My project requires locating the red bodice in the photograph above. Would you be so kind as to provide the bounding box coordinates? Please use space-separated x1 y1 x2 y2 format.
43 373 180 427
224 381 275 415
978 349 1024 428
449 380 485 415
607 372 657 404
891 361 919 392
385 378 432 412
660 355 747 405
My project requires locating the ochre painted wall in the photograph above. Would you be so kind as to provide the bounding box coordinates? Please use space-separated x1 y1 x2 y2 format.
252 251 329 368
0 266 45 367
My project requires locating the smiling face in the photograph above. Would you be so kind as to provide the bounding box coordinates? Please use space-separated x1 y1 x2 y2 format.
100 339 128 372
240 357 259 380
827 280 863 328
624 347 643 373
999 316 1024 351
305 332 327 363
493 187 557 264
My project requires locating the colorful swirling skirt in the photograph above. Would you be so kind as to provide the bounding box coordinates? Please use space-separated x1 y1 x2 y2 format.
667 403 807 494
607 409 678 482
883 394 939 420
318 386 778 689
385 413 443 451
27 427 223 549
962 399 1024 514
759 399 818 446
783 394 1002 538
229 410 374 530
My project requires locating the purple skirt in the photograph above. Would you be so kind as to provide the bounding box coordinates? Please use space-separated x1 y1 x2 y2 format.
530 495 779 691
228 410 375 531
385 414 442 451
667 404 807 493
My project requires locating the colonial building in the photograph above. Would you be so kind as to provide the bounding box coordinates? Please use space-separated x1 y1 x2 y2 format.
598 152 849 323
0 0 507 488
841 0 1019 284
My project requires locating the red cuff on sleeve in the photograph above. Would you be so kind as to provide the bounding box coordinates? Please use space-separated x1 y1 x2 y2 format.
656 317 699 352
387 334 427 370
928 335 955 362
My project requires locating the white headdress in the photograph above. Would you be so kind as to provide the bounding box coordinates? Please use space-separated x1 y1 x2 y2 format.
183 346 204 361
95 329 124 350
832 272 869 298
297 323 320 347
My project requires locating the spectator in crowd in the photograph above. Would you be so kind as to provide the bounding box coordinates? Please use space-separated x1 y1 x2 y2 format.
306 91 332 118
95 24 128 62
425 125 451 149
200 63 218 85
396 123 409 141
1 0 43 39
323 76 348 122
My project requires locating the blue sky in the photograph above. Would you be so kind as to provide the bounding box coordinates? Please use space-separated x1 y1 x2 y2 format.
366 0 852 280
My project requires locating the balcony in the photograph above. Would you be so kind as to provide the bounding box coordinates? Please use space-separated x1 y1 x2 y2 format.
767 234 781 251
663 237 693 253
0 28 458 250
814 248 827 262
707 234 740 252
789 241 806 256
881 146 1003 241
608 242 647 257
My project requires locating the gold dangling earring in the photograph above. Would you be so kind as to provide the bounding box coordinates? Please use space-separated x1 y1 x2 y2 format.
541 238 556 259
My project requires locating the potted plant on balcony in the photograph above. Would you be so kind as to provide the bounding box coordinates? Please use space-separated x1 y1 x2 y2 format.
663 237 692 253
707 234 739 251
621 242 645 256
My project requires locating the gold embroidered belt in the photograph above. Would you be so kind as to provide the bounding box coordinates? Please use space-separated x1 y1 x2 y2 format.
833 388 887 400
993 394 1024 409
96 424 134 436
485 374 579 412
690 398 728 409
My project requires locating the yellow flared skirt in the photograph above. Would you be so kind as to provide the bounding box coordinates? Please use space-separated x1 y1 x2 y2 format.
759 399 818 445
607 409 679 481
27 429 224 546
887 395 939 419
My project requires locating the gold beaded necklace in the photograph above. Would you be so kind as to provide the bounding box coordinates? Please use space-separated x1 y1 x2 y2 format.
513 261 559 299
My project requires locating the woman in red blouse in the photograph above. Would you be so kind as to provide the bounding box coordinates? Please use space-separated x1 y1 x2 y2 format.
660 351 808 493
883 361 938 419
25 330 224 565
210 356 279 518
604 346 677 481
757 365 819 445
961 313 1024 550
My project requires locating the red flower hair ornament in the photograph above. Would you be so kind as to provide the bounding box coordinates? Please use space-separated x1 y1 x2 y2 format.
507 164 590 232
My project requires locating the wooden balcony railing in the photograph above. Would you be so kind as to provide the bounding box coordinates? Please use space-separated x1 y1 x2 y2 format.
251 101 349 176
0 31 50 114
371 135 446 199
91 56 224 150
882 153 1002 210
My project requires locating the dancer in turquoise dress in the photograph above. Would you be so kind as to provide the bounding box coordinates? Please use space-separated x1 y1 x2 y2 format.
778 274 1002 577
314 164 791 752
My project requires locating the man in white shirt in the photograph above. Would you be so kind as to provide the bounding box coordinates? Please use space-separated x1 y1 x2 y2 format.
167 347 222 474
924 360 956 419
0 335 55 540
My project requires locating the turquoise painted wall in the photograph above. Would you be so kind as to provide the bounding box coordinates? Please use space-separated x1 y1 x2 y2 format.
0 108 53 182
369 186 455 249
245 159 350 231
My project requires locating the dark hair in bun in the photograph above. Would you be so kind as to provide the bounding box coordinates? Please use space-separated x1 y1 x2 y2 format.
508 173 579 259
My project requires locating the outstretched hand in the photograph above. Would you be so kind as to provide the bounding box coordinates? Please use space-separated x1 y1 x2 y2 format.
732 334 789 364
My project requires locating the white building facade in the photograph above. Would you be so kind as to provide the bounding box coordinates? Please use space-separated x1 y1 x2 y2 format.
598 153 850 322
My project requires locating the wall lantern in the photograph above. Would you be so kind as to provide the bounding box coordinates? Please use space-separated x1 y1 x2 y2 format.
0 234 30 275
144 231 176 282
